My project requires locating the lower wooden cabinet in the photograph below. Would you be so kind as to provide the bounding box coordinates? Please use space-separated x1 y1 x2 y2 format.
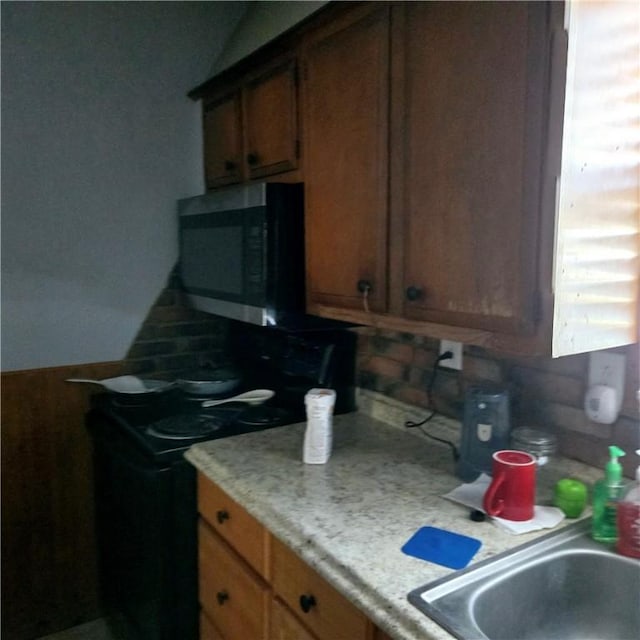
200 610 225 640
198 520 269 639
271 535 370 640
270 596 317 640
197 471 270 579
197 472 392 640
373 627 396 640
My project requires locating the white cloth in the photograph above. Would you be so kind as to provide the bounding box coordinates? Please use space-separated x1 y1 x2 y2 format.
443 473 565 535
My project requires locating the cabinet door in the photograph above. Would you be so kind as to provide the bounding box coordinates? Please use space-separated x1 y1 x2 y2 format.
199 521 269 640
271 536 369 640
245 60 299 180
302 5 390 314
200 611 225 640
372 626 395 640
399 1 549 334
198 472 270 580
270 597 318 640
203 92 243 188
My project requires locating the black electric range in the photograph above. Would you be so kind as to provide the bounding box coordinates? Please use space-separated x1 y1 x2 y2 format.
86 324 356 640
88 388 303 464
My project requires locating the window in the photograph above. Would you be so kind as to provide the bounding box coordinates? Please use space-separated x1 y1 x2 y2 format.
553 0 639 356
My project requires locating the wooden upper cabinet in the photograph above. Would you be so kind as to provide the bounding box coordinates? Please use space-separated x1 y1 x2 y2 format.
397 1 548 335
245 61 299 180
193 1 637 355
203 92 243 188
301 1 550 332
300 1 570 354
201 58 300 190
301 5 390 315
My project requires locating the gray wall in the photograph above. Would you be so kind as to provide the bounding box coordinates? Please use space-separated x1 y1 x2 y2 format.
1 1 247 371
213 0 327 72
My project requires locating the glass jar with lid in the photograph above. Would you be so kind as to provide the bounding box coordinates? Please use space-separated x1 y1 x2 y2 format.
511 426 559 504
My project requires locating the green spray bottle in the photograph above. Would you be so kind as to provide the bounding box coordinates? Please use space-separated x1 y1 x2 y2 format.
592 445 628 543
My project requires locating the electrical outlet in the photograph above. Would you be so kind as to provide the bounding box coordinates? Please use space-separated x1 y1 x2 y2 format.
439 340 463 370
588 351 625 414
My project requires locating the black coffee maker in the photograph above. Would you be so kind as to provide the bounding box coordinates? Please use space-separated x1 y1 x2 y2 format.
456 385 512 481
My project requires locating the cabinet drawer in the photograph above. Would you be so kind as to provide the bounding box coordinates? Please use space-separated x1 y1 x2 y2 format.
199 521 269 640
198 472 270 579
271 536 369 640
373 626 395 640
270 596 317 640
200 610 224 640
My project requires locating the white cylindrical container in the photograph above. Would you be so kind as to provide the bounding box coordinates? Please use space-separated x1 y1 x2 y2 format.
303 388 336 464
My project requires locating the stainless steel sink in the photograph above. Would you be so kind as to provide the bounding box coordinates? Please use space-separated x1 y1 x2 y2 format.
408 519 640 640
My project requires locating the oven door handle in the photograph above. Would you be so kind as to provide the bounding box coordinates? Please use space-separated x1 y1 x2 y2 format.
93 433 172 476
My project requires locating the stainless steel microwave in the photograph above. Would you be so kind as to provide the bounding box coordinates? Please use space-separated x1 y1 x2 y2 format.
178 182 306 327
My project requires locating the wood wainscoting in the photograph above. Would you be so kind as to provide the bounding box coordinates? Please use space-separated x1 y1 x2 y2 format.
1 362 122 640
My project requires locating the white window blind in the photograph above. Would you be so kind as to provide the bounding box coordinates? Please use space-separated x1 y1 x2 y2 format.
553 0 640 357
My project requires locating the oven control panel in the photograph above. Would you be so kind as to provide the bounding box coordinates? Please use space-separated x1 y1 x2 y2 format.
282 337 333 384
229 323 356 413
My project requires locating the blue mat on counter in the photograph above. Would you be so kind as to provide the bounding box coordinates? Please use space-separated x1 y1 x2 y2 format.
401 526 481 570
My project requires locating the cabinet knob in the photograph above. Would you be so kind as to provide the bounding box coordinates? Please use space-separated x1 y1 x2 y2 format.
357 280 373 313
405 286 423 302
357 280 372 294
216 590 229 605
246 153 259 166
216 509 230 524
224 160 236 172
299 594 316 613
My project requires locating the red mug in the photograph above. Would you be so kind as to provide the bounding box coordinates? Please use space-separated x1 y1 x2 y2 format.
483 450 536 521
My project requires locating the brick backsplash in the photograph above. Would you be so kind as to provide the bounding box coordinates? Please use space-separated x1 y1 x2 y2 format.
355 327 640 477
121 271 639 476
123 267 231 379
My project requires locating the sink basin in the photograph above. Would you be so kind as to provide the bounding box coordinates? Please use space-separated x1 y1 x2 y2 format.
408 519 640 640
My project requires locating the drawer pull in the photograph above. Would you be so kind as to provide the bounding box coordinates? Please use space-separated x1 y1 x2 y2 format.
216 590 229 605
247 153 259 166
216 509 230 524
299 594 317 613
224 160 236 172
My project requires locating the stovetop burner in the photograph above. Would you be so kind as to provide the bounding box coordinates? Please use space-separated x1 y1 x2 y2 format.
143 404 297 441
147 413 226 440
236 405 293 427
89 324 356 459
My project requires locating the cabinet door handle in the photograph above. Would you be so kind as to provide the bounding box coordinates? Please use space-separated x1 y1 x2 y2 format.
357 280 372 313
299 594 316 613
216 509 230 524
246 153 259 166
224 160 236 171
216 590 229 605
405 286 423 302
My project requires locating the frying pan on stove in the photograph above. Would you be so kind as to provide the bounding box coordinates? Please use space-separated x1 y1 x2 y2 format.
65 376 177 408
175 366 241 396
66 375 175 395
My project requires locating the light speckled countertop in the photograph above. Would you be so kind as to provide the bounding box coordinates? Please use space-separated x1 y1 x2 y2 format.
185 390 601 640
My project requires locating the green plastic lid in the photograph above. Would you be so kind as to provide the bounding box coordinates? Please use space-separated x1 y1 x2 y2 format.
605 445 625 483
